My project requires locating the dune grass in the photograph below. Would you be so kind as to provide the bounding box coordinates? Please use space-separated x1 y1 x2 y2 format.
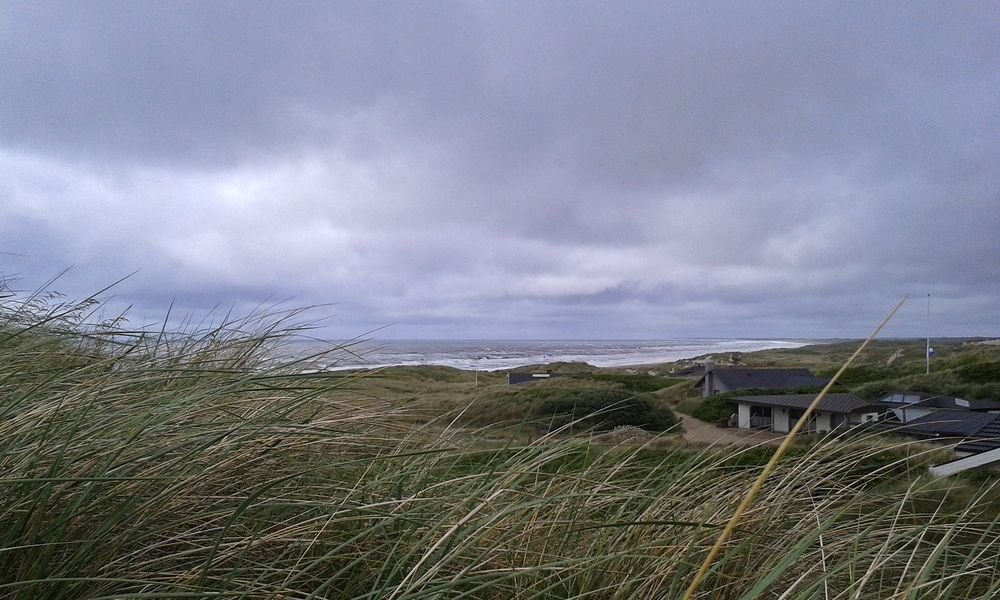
2 287 1000 598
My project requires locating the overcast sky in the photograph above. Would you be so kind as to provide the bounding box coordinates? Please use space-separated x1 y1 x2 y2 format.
2 1 998 340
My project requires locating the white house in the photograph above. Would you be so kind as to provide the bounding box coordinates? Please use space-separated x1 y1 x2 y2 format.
727 393 883 434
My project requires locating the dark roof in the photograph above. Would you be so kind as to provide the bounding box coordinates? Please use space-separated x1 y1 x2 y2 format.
879 391 1000 411
956 439 1000 454
913 395 1000 411
889 413 1000 454
957 416 1000 453
728 393 876 414
694 368 829 391
895 412 1000 437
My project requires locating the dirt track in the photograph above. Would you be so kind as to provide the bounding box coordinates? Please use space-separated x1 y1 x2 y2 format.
677 415 783 447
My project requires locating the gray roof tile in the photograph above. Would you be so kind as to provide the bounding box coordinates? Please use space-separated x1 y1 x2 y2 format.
695 368 829 391
896 412 1000 437
728 393 875 414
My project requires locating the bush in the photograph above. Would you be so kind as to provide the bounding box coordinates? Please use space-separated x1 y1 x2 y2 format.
816 365 912 385
532 388 679 432
851 371 1000 402
955 361 1000 384
690 395 734 423
591 373 680 393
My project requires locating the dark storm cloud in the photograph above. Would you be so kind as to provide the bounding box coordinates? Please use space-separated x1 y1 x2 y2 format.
1 1 481 166
1 1 998 338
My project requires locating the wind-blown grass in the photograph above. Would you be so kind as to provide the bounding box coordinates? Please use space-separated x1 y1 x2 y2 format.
2 286 1000 598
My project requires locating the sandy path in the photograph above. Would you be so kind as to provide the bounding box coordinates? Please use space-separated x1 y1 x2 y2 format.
677 415 783 447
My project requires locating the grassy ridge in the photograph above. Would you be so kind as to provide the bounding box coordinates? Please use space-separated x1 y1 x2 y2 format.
746 340 1000 400
2 288 1000 598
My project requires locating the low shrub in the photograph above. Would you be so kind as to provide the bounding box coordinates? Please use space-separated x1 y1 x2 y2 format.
852 373 1000 402
532 388 679 432
955 361 1000 384
591 372 680 393
815 365 912 385
690 395 734 423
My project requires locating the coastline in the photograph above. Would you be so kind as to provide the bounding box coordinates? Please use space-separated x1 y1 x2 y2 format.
320 338 826 372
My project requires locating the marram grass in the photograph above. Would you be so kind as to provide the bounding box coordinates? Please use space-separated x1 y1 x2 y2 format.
2 288 1000 599
682 297 907 599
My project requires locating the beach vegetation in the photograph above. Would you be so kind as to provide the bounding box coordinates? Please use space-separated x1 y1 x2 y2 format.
3 282 1000 598
684 394 733 423
460 378 680 433
591 371 683 392
532 388 679 432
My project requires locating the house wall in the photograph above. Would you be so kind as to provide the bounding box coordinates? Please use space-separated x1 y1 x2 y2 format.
850 412 880 424
816 412 832 433
701 372 731 398
737 403 751 428
773 408 790 434
701 372 714 398
740 406 850 434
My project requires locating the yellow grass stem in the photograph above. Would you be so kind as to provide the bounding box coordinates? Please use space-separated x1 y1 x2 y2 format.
681 296 908 600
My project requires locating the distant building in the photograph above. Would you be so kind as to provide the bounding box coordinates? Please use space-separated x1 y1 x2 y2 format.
507 372 562 385
668 364 706 379
727 393 883 434
693 365 829 398
879 391 1000 423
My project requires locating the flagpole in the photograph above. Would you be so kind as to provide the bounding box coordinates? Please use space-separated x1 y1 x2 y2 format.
926 292 931 375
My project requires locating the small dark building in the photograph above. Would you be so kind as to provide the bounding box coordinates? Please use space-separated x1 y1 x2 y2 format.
507 372 562 385
669 365 706 379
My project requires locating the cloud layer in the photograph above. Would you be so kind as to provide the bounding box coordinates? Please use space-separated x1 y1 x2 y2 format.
2 1 998 339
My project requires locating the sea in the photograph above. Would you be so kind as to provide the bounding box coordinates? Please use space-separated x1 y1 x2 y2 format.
313 339 817 371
